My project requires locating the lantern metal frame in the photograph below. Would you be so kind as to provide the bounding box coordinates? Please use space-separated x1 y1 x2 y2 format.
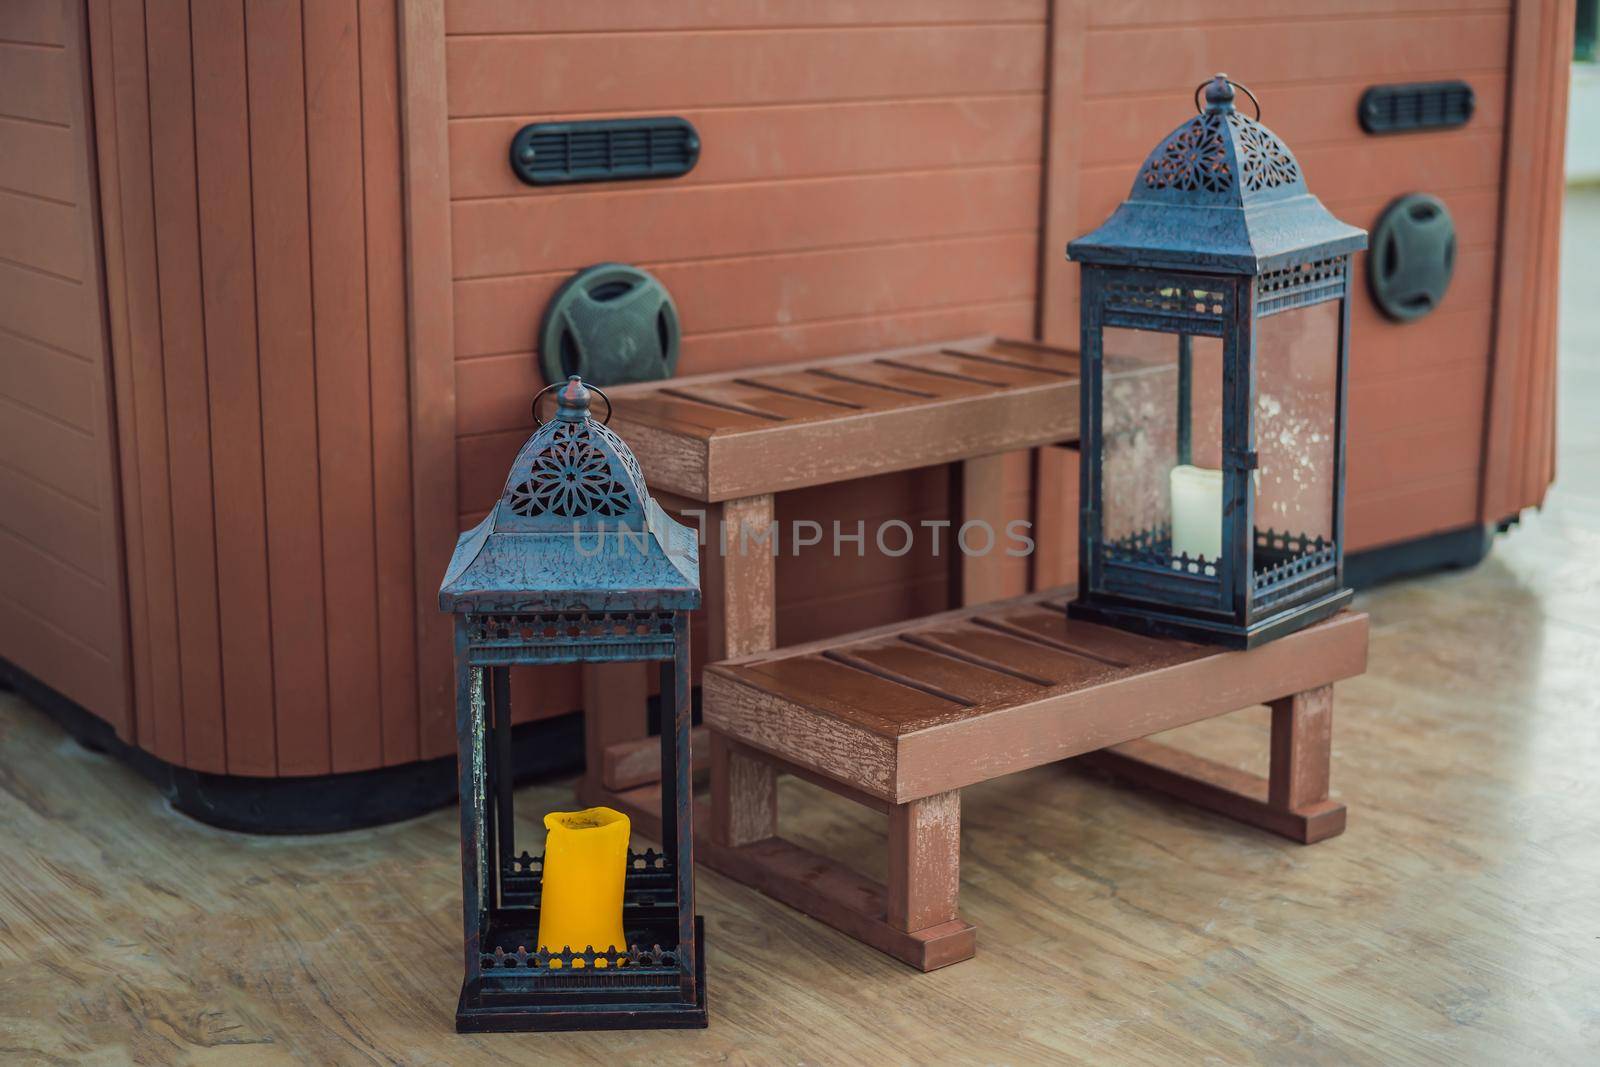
1067 75 1368 648
439 377 706 1032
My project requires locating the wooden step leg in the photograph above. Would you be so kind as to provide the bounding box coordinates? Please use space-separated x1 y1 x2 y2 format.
1270 684 1334 811
696 773 976 972
1079 684 1347 845
887 790 962 932
710 732 777 847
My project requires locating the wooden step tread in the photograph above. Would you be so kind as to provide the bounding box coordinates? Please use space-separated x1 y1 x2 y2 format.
606 335 1084 501
703 589 1368 803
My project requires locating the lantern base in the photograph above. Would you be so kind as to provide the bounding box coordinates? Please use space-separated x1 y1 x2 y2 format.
1068 586 1353 648
455 916 708 1033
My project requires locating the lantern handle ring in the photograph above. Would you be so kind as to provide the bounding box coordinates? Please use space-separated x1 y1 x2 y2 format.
1195 77 1260 122
531 380 613 427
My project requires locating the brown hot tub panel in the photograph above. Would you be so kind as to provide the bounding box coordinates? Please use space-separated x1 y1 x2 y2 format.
0 2 1567 814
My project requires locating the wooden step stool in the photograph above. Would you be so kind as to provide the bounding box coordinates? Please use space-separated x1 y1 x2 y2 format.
697 590 1368 971
580 336 1091 812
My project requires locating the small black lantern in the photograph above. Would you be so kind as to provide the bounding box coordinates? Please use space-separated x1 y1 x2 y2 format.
1068 75 1368 647
439 376 706 1031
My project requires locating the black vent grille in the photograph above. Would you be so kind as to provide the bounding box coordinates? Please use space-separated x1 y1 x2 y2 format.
1359 81 1475 134
510 117 700 186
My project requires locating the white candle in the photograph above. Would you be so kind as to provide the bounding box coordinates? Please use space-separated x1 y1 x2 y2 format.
1169 464 1222 563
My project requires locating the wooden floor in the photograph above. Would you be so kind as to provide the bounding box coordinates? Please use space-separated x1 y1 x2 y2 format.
3 193 1598 1065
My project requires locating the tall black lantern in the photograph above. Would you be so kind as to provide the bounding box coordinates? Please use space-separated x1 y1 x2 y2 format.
439 376 706 1031
1067 74 1368 647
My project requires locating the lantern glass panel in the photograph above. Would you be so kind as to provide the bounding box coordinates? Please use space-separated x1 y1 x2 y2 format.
1252 299 1340 588
1100 326 1225 571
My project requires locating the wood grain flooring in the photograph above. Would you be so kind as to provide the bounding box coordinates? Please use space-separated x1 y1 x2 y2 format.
1 191 1598 1064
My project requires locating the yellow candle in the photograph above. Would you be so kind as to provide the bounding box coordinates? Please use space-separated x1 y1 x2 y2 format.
1169 464 1222 563
537 806 630 968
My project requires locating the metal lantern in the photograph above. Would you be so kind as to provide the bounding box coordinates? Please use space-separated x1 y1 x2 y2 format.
439 376 706 1031
1067 75 1368 647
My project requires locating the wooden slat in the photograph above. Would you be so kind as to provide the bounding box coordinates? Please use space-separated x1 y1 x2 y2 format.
244 0 330 776
97 0 185 763
147 0 226 773
0 525 116 656
1519 2 1568 511
681 301 1036 378
0 115 73 200
1081 12 1511 95
736 370 926 412
400 0 463 761
0 596 119 715
0 60 124 667
0 395 97 508
941 338 1080 376
910 621 1116 687
1080 74 1508 169
1302 136 1505 204
305 0 382 773
360 0 421 766
1350 360 1488 438
884 350 1059 388
608 392 774 436
742 655 963 733
0 188 81 279
446 25 1046 118
1347 473 1480 551
1088 0 1507 25
839 640 1044 707
1353 306 1493 378
72 1 127 739
0 0 66 45
452 232 1037 360
0 463 104 582
0 41 70 125
450 97 1043 200
1038 0 1087 348
1347 418 1485 493
0 327 95 431
445 0 1046 34
817 357 997 400
990 605 1179 666
192 0 276 775
452 166 1040 279
1482 0 1567 522
661 380 844 423
64 0 133 740
0 260 89 357
1535 9 1571 504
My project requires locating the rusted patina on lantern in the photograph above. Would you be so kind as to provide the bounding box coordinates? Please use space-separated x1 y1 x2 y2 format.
1067 75 1368 647
440 375 706 1031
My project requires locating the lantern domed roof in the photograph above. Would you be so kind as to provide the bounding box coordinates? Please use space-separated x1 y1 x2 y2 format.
1069 75 1365 274
439 377 700 613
